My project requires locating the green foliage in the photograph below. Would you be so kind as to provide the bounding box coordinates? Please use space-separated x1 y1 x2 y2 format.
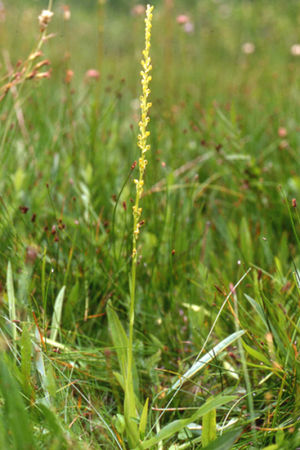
20 324 33 400
202 428 242 450
202 409 217 447
0 356 34 449
0 0 299 448
139 395 236 449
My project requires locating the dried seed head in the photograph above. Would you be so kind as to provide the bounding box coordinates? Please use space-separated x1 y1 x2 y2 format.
65 69 74 84
38 9 54 32
29 51 43 61
19 206 29 214
35 70 52 79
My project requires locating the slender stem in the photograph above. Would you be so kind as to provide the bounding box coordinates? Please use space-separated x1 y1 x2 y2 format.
128 254 137 379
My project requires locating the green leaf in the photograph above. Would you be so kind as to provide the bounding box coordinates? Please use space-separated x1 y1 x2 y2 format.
50 286 66 343
202 428 243 450
7 261 17 344
34 327 50 405
244 294 268 330
113 413 126 435
63 280 79 328
12 167 25 192
37 403 67 446
275 429 285 446
107 301 139 448
138 394 236 449
46 363 57 399
171 330 245 391
139 398 149 439
202 408 216 447
0 355 34 449
107 301 128 382
20 324 33 400
124 372 139 448
113 371 125 390
0 410 8 449
242 340 270 366
240 217 253 263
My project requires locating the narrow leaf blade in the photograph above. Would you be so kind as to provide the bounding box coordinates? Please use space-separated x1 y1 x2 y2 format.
7 261 17 344
139 397 149 439
106 300 128 381
50 286 66 343
171 330 245 391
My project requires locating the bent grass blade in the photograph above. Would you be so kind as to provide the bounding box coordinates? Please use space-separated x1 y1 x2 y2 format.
170 330 246 392
50 286 66 343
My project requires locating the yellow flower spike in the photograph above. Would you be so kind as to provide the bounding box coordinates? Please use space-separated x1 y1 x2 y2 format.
132 3 154 259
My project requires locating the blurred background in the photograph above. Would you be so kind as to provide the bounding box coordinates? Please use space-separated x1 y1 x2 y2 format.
2 1 300 275
3 0 300 106
2 0 300 294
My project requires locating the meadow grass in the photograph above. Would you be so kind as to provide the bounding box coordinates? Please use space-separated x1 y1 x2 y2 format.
0 0 299 448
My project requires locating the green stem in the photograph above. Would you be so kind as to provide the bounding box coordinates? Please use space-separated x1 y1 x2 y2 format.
233 290 257 446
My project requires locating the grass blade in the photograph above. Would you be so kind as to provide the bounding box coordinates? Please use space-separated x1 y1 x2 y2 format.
7 261 17 346
242 340 270 366
20 323 33 400
244 294 268 330
171 330 245 391
50 286 66 343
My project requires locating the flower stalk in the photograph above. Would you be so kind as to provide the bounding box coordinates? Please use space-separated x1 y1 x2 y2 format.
125 4 153 444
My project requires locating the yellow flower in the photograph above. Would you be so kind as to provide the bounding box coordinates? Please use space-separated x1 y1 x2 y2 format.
132 4 154 259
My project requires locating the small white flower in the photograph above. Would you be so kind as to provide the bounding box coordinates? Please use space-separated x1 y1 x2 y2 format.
242 42 255 54
291 44 300 56
184 22 194 33
38 9 54 31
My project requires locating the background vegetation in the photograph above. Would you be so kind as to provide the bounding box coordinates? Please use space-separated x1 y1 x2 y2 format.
0 0 299 448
